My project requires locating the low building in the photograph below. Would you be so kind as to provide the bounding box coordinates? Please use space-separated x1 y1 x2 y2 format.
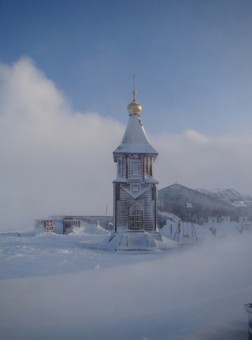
159 183 236 223
35 216 113 234
35 219 63 234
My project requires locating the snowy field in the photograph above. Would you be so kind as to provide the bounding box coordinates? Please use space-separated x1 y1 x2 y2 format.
0 223 252 340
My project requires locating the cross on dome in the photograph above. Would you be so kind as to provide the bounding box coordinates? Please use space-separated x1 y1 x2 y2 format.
127 75 142 117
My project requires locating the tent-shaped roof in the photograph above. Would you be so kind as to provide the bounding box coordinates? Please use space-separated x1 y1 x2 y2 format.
113 114 158 157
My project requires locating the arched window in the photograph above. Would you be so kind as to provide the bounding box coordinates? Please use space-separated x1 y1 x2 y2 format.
129 203 143 231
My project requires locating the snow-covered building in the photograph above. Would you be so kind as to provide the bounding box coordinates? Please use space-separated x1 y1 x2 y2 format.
159 183 236 224
196 188 252 218
35 219 64 234
113 88 158 233
105 87 165 250
35 216 113 234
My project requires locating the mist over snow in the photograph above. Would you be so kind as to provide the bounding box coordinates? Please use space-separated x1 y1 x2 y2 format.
0 230 252 339
0 58 252 230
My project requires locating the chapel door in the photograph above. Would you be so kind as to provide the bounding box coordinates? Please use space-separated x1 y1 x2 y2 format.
129 203 143 231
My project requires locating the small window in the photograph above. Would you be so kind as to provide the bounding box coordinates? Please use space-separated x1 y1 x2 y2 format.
118 159 123 177
132 161 140 176
131 184 140 192
118 158 126 178
115 184 120 200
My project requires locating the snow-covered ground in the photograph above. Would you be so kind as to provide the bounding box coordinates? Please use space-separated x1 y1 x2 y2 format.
0 223 252 340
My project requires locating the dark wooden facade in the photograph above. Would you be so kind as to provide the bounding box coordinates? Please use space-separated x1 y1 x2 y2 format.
113 92 158 232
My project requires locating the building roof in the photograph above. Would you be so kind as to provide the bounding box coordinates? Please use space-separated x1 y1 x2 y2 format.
159 183 235 212
113 114 158 157
114 86 158 158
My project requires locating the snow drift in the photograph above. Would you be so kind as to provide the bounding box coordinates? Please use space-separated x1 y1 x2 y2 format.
0 226 252 339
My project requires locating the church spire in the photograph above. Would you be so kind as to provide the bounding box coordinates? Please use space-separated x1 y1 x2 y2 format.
132 73 137 101
127 74 142 117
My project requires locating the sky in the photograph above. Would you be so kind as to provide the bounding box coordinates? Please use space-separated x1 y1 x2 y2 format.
0 0 252 229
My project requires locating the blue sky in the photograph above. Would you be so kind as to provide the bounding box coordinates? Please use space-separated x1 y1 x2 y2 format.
1 0 252 135
1 0 252 228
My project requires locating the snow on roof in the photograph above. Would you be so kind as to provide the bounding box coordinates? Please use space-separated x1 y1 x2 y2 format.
196 188 243 200
195 187 252 208
231 200 247 208
145 175 159 184
113 115 158 156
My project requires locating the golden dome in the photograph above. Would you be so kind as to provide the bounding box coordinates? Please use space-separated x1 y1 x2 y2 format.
127 90 142 117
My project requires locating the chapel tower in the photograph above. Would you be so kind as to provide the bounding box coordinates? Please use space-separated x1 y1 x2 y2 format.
113 86 159 233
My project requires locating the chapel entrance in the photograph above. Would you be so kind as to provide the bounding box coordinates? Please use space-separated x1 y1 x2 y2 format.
128 203 143 231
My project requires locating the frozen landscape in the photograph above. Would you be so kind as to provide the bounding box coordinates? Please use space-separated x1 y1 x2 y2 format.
1 221 252 340
1 1 252 339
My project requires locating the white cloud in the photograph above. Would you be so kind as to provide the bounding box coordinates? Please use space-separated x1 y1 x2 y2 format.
0 58 124 230
184 129 210 144
154 132 252 193
0 58 251 230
